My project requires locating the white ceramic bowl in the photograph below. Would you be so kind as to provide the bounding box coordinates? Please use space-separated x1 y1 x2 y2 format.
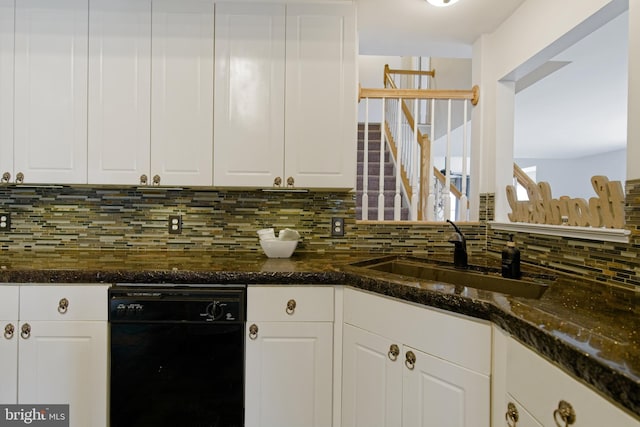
260 239 299 258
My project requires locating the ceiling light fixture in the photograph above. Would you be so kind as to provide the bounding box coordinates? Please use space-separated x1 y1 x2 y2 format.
426 0 460 7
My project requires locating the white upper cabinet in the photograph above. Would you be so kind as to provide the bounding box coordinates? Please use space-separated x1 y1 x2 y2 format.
88 0 151 185
285 3 356 189
214 3 286 187
0 0 13 184
151 0 214 186
214 2 356 189
14 0 88 184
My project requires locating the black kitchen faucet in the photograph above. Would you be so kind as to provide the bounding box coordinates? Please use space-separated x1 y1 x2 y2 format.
446 219 468 268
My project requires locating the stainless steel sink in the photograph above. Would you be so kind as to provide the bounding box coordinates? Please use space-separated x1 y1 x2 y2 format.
350 257 551 299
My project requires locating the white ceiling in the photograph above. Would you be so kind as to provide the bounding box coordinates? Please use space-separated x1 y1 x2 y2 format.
356 0 629 160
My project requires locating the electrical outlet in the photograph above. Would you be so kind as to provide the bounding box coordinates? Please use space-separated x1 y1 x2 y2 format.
331 217 344 237
0 213 10 231
168 215 182 234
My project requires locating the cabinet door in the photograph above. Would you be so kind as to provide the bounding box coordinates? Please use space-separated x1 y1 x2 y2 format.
245 321 333 427
17 321 108 427
14 0 88 184
0 0 13 182
342 324 403 427
0 285 19 404
402 345 490 427
214 3 285 187
151 0 214 186
88 0 151 185
285 3 356 189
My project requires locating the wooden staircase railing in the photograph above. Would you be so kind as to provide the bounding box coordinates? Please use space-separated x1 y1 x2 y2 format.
358 65 478 221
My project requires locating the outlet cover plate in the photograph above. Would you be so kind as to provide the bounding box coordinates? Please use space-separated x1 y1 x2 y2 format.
0 213 10 231
331 217 344 237
168 215 182 234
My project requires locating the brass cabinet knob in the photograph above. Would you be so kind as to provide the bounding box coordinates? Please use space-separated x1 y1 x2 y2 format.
15 172 24 184
286 176 294 187
58 297 69 314
554 400 576 426
1 172 10 183
273 176 282 187
140 174 148 185
505 402 519 427
4 323 14 339
152 175 161 185
286 299 297 315
405 350 416 370
20 323 31 339
388 344 400 361
249 324 258 340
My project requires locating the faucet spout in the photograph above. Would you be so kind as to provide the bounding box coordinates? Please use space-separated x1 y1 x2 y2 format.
446 219 468 268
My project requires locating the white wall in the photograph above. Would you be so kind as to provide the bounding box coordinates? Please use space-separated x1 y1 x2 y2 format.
628 0 640 178
357 55 402 123
516 149 626 199
472 0 633 221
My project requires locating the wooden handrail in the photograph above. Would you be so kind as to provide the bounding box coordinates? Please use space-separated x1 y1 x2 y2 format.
359 86 480 106
384 63 436 82
387 67 436 78
433 168 465 201
514 163 536 189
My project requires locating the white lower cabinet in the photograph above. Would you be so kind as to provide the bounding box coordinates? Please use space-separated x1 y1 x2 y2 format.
341 324 403 427
0 284 108 427
0 285 19 404
246 286 335 427
342 288 491 427
500 337 639 427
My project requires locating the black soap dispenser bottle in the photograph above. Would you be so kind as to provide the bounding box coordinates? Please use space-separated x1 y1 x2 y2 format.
501 234 521 279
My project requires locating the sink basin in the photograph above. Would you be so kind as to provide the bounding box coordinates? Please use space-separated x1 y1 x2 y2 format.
350 256 551 299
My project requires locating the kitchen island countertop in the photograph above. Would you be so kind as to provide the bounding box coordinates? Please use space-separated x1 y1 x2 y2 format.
0 249 638 419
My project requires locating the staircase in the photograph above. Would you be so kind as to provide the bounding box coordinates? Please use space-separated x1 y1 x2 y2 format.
356 123 410 220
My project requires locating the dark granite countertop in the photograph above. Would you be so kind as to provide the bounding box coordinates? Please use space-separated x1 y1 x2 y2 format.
0 250 638 419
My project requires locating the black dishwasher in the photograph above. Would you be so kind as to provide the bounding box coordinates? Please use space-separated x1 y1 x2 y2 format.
109 285 246 427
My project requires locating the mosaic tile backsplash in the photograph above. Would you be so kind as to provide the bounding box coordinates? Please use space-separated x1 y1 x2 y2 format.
0 185 483 256
0 183 638 290
487 179 640 291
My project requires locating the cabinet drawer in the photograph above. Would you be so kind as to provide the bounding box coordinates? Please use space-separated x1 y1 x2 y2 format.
0 285 19 320
247 286 334 321
344 288 491 375
507 338 638 426
19 285 109 321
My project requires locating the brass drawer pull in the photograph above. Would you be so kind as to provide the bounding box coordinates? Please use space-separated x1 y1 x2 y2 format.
249 324 258 340
286 299 297 315
405 350 416 370
140 174 148 185
554 400 576 426
506 402 519 427
152 175 161 186
16 172 24 184
388 344 399 361
273 176 282 187
20 323 31 339
1 172 9 183
4 323 14 339
286 176 294 187
58 297 69 314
